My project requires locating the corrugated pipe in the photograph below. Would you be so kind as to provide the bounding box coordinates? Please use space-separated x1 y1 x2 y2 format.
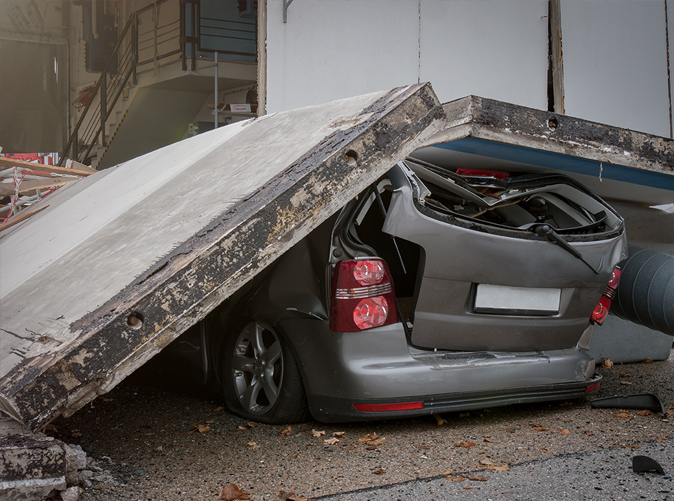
611 246 674 336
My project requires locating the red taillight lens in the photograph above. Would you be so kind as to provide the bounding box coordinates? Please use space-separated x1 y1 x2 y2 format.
585 382 601 393
591 266 621 325
330 259 398 332
353 402 424 412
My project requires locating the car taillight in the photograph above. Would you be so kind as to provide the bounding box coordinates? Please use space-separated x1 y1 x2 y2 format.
353 401 424 412
591 267 622 325
330 259 398 332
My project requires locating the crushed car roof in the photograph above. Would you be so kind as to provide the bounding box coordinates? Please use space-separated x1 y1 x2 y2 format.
0 83 445 429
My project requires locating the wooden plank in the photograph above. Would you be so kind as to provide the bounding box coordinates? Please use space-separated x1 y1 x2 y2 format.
0 178 75 197
0 158 93 177
0 206 49 233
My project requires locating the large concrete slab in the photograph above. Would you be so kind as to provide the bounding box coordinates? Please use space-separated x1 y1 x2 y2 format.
0 83 445 430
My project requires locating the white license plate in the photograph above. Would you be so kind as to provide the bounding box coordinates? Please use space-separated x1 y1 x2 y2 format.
474 284 561 314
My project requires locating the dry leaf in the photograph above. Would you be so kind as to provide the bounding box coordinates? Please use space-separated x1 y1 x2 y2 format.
441 471 453 476
612 412 631 419
206 420 216 424
582 430 594 436
238 426 247 431
219 483 250 500
479 459 493 466
657 436 668 442
324 438 340 446
454 441 477 448
418 445 431 450
99 397 114 402
311 430 325 438
643 358 654 363
215 406 224 412
247 442 260 450
461 474 488 481
434 414 446 426
666 409 674 416
483 437 494 443
373 468 384 475
278 426 293 436
486 464 511 471
358 433 379 443
333 431 346 437
601 358 614 369
276 490 308 501
539 447 553 451
554 429 571 435
619 373 632 378
447 476 465 482
247 422 260 428
192 424 211 433
636 409 652 416
532 426 549 432
620 381 632 386
367 438 385 447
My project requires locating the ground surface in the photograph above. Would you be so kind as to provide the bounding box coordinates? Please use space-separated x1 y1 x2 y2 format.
50 348 673 500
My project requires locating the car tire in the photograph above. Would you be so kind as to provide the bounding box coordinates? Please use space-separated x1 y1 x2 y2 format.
220 319 309 424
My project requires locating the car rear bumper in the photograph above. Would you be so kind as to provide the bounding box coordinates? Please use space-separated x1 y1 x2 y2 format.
278 319 599 423
310 374 602 422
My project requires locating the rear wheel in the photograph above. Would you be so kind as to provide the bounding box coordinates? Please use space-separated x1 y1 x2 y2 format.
221 319 309 424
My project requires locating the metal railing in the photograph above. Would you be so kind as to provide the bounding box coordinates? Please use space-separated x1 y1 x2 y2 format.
60 0 257 167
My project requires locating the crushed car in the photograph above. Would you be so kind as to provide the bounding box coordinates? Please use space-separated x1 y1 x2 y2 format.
201 158 627 423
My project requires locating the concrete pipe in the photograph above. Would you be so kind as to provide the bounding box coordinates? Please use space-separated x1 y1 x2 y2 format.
611 246 674 336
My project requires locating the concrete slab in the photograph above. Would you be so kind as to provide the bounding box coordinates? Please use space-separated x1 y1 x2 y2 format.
0 83 445 430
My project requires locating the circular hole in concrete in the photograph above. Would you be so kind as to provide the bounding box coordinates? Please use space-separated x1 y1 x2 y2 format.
344 150 358 166
127 312 144 330
548 117 559 129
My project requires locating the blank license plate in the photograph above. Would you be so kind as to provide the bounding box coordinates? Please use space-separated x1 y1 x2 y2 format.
475 284 561 314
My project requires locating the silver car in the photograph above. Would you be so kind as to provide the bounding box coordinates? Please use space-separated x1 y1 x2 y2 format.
208 158 627 424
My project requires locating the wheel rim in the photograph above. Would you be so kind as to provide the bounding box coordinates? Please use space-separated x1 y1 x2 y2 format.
231 321 284 415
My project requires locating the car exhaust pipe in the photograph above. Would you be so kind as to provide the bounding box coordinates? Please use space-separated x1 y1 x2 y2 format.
610 245 674 336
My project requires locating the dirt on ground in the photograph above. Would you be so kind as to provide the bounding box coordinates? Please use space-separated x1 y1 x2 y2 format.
49 348 674 500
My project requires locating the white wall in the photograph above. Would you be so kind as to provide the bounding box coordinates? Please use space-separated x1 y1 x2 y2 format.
266 0 548 113
561 0 671 137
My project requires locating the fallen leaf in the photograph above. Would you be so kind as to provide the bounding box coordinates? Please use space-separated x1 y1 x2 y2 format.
454 442 477 448
643 358 654 364
446 477 465 482
192 424 211 433
373 468 384 475
247 442 260 450
215 406 225 412
71 430 83 439
247 422 260 429
333 431 346 437
206 420 216 424
601 358 614 369
278 426 293 436
463 487 474 490
479 459 493 466
434 414 446 426
99 397 114 402
311 430 325 438
620 381 632 386
418 445 431 450
366 437 385 447
441 471 453 476
486 464 511 471
554 429 571 435
636 409 652 416
657 436 668 442
582 430 594 436
461 474 488 481
358 433 379 443
219 483 250 500
324 438 340 446
612 412 631 419
532 426 549 432
539 447 553 451
276 490 308 501
559 401 574 408
619 373 632 378
666 410 674 416
483 437 494 443
238 426 247 431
